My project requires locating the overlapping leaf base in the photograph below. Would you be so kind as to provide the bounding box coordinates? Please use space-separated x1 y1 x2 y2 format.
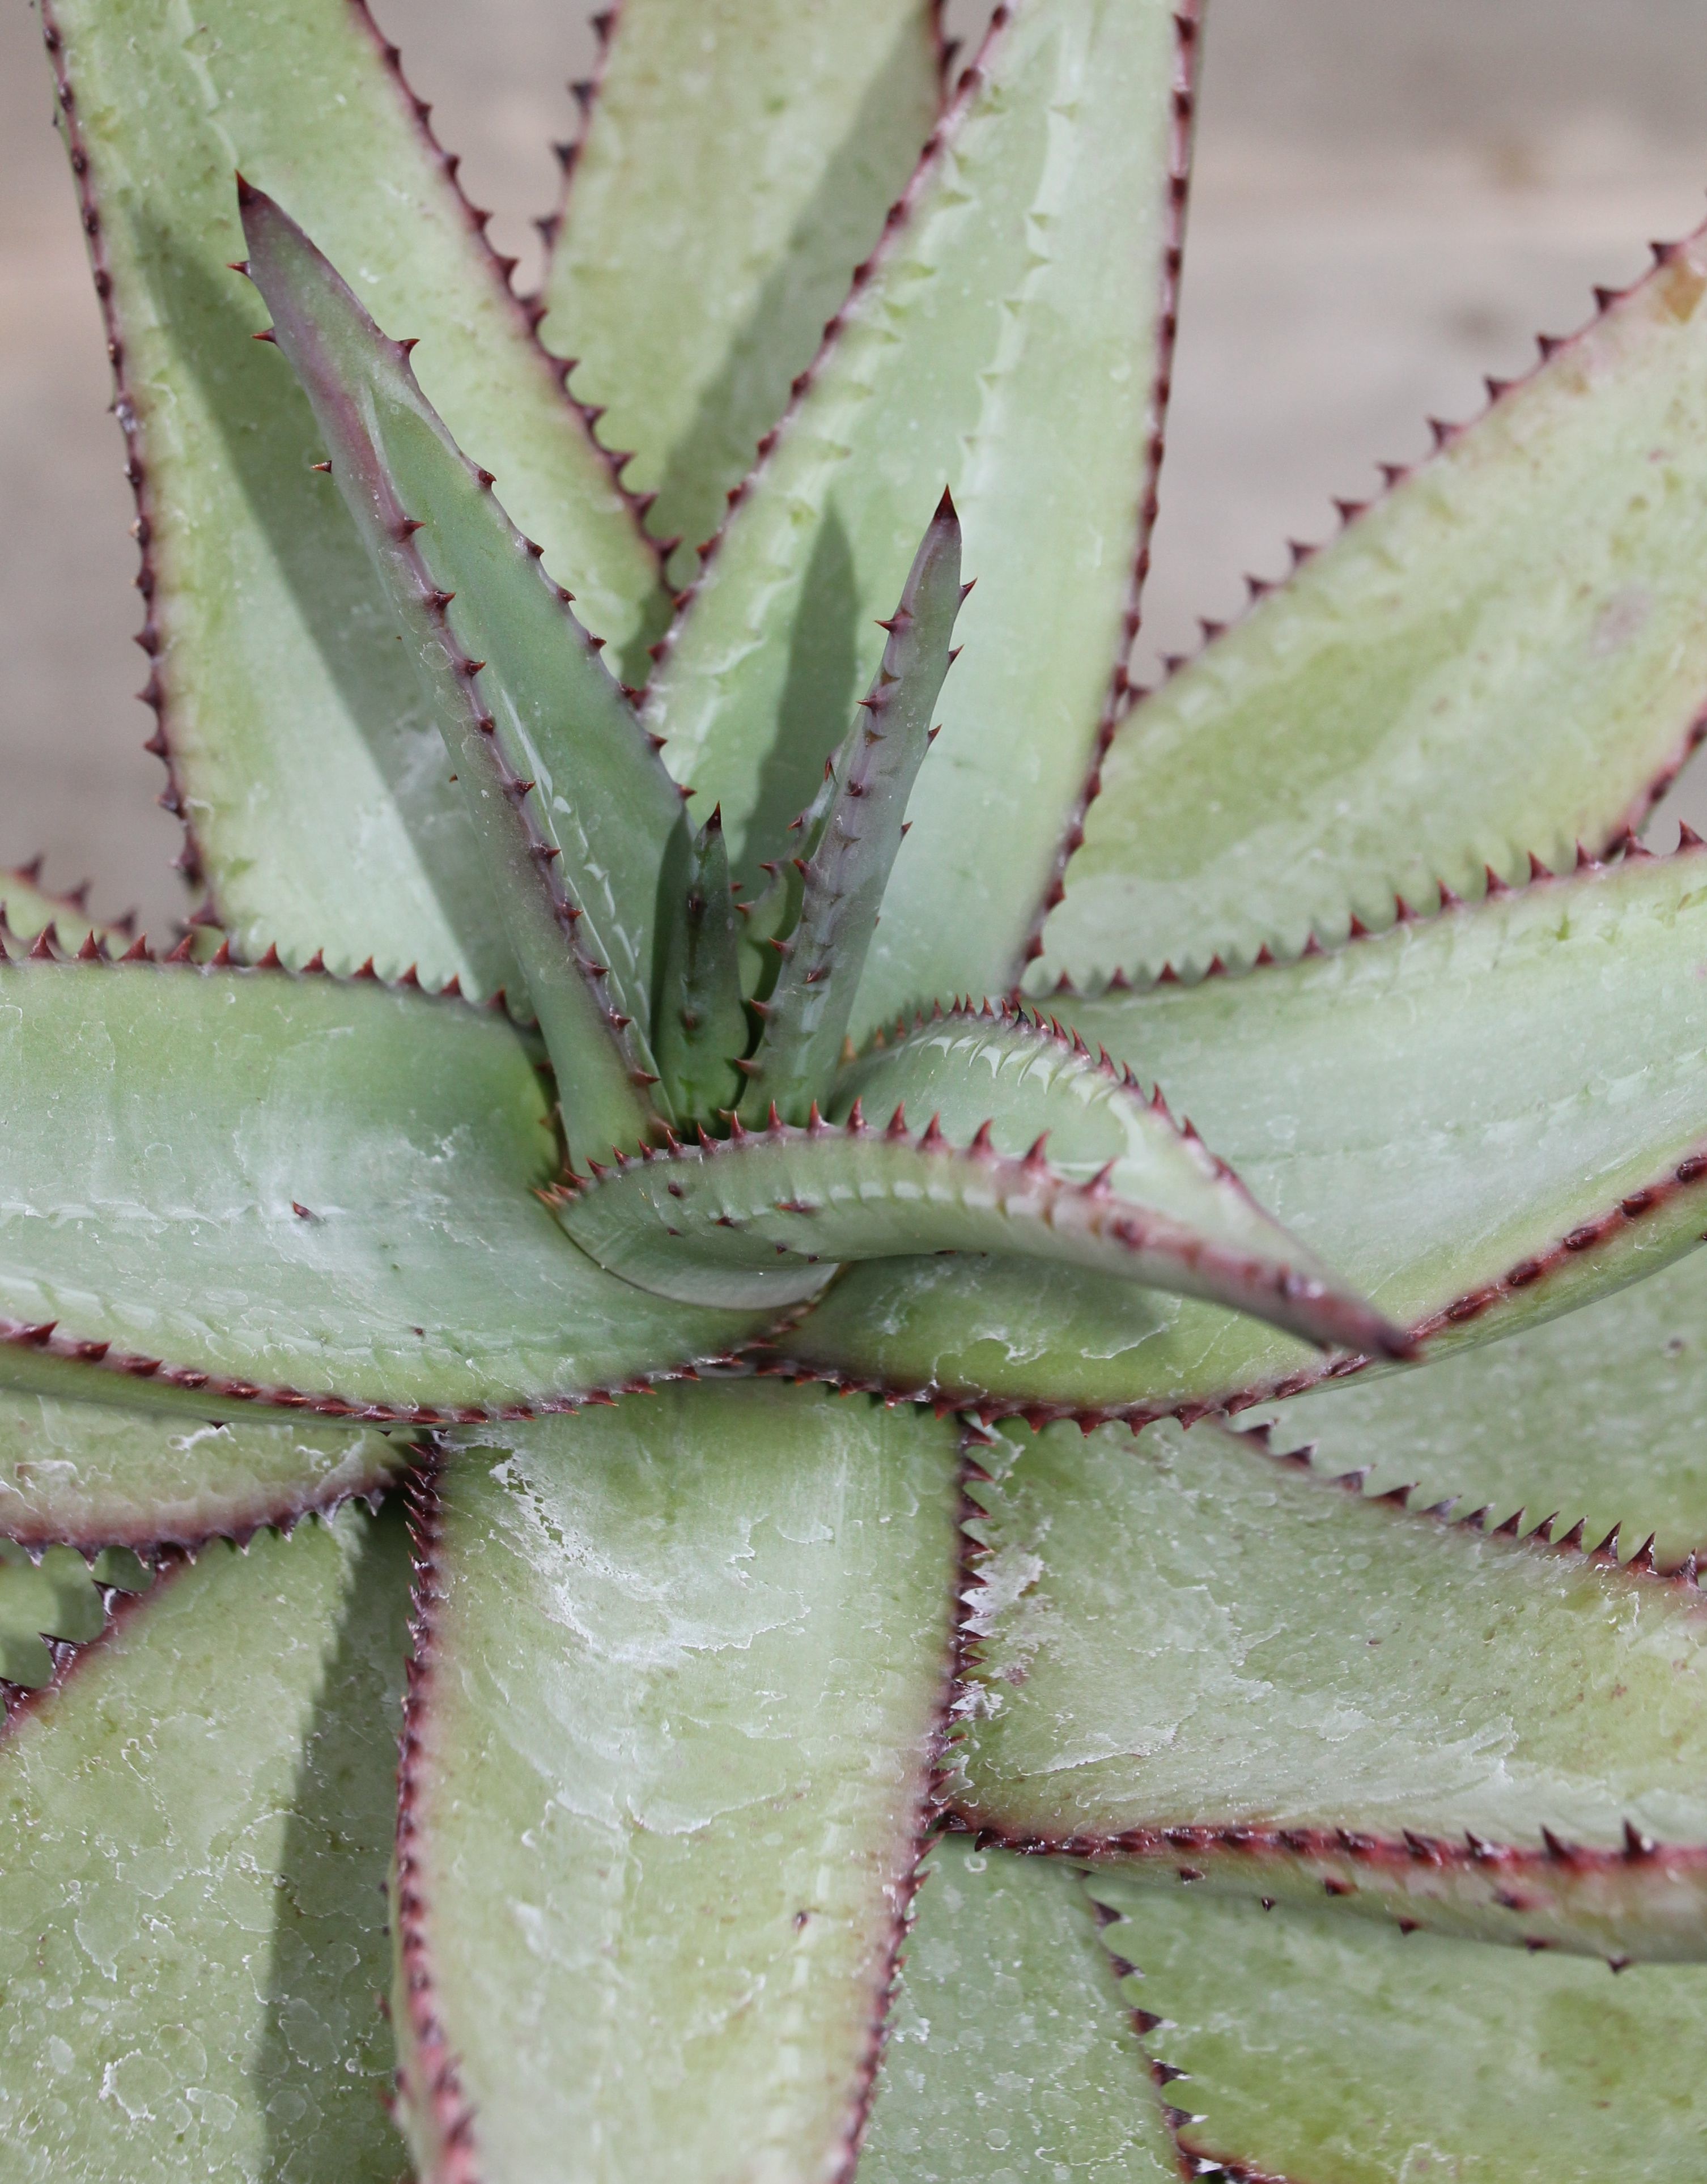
16 0 1707 2170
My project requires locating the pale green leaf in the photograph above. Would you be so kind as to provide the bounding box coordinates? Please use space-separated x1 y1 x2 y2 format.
0 962 765 1419
0 1537 146 1689
1043 229 1707 987
644 0 1187 1027
738 494 966 1124
1088 1881 1707 2184
552 1097 1399 1355
0 1505 410 2182
0 866 126 954
542 0 942 566
1261 1242 1707 1575
46 0 666 988
953 1417 1707 1958
389 1385 960 2184
782 850 1707 1420
0 1392 405 1553
860 1838 1180 2184
241 184 671 1154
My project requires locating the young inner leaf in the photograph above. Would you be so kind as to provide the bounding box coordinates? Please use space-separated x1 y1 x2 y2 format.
654 808 747 1124
737 493 966 1124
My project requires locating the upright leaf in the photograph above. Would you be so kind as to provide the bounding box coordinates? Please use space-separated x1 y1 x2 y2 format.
738 496 966 1123
43 0 666 988
542 0 943 565
1043 223 1707 986
653 810 748 1124
952 1418 1707 1959
0 1506 410 2182
644 0 1191 1029
860 1839 1180 2183
0 961 765 1420
242 184 675 1149
1089 1882 1707 2184
782 849 1707 1421
389 1387 960 2184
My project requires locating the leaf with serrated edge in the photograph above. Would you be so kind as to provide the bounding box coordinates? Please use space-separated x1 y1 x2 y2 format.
44 0 666 989
654 808 748 1124
0 963 765 1420
0 1504 409 2181
859 1837 1181 2183
389 1386 959 2184
1043 223 1707 988
0 866 128 955
0 1538 146 1689
644 0 1188 1031
738 494 965 1124
542 0 942 567
1089 1883 1707 2184
242 182 674 1146
551 1103 1400 1357
782 848 1707 1422
952 1417 1707 1959
0 1391 406 1553
1260 1243 1707 1576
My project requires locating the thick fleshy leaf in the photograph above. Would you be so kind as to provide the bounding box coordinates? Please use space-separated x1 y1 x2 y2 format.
241 183 673 1150
541 0 942 567
654 810 748 1123
389 1386 959 2184
860 1838 1180 2183
1089 1882 1707 2184
0 1504 410 2181
1262 1242 1707 1576
0 1391 405 1553
644 0 1191 1029
43 0 665 989
551 1099 1399 1356
0 961 764 1419
950 1417 1707 1960
737 496 966 1124
782 848 1707 1421
1042 222 1707 988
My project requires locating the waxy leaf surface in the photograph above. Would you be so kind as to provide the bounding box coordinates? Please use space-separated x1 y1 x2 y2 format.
1043 222 1707 985
0 1505 410 2182
646 0 1187 1026
0 1392 405 1553
860 1838 1179 2183
785 851 1707 1419
1264 1241 1707 1574
1089 1881 1707 2184
45 0 664 988
0 963 762 1418
390 1387 959 2184
242 184 675 1149
542 0 942 566
0 1539 146 1689
954 1418 1707 1958
553 1106 1393 1356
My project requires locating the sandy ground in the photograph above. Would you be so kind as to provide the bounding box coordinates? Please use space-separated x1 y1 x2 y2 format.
3 0 1707 932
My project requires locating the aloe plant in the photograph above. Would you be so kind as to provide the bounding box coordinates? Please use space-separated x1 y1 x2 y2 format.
10 0 1707 2175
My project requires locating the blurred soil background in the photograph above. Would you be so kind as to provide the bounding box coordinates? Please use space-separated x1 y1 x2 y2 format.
4 0 1707 933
